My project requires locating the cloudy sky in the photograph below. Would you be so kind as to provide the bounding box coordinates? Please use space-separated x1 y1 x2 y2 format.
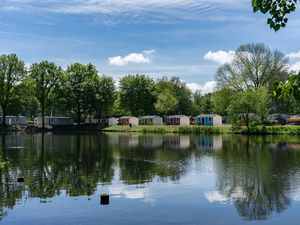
1 0 300 93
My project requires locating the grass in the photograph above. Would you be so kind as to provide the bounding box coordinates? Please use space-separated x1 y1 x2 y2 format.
103 125 300 135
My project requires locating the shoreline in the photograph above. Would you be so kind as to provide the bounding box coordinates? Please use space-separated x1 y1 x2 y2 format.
103 125 300 135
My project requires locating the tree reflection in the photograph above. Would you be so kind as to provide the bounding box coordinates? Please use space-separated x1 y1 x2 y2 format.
214 135 300 220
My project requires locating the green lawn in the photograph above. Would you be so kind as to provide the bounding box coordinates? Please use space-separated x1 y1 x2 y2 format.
103 125 300 135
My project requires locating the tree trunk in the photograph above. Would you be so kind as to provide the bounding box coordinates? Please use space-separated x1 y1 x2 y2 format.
77 103 81 126
2 105 6 130
42 103 45 131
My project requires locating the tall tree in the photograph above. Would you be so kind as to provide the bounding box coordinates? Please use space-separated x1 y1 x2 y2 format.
88 75 116 122
0 54 25 127
156 77 193 115
30 61 63 129
65 63 98 125
216 43 289 91
119 74 156 116
228 87 269 132
155 90 178 115
252 0 297 31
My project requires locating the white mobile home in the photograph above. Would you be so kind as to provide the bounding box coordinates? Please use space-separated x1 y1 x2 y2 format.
34 117 73 126
139 116 163 125
0 116 27 125
166 115 190 126
118 116 139 126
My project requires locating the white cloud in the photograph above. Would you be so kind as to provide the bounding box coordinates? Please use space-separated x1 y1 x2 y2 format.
289 61 300 73
108 52 151 66
108 185 154 202
205 191 229 203
0 1 246 22
204 50 235 65
143 49 156 54
287 51 300 59
187 81 217 94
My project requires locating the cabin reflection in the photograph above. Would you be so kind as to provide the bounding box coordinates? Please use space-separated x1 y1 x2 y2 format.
164 135 190 149
118 134 139 148
139 135 163 148
195 135 223 151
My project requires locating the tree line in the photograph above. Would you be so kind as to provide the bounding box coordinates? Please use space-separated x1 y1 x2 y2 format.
0 43 299 128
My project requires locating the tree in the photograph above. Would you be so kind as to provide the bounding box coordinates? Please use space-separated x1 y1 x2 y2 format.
216 43 289 91
212 87 236 116
155 90 178 115
0 54 25 127
65 63 98 125
156 77 193 115
228 87 269 132
30 61 63 129
273 73 300 104
119 74 156 116
88 75 116 122
192 91 213 115
8 76 39 119
252 0 297 31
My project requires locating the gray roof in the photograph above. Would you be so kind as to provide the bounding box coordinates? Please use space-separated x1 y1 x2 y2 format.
119 116 138 119
142 115 162 119
41 116 72 119
196 114 221 117
166 115 189 118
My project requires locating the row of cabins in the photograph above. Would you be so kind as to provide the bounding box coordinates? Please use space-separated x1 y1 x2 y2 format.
0 114 222 126
117 114 223 126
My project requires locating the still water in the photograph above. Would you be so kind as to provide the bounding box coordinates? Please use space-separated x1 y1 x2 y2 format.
1 132 300 225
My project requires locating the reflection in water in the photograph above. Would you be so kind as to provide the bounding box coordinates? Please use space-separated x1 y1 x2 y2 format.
0 133 300 223
213 136 300 220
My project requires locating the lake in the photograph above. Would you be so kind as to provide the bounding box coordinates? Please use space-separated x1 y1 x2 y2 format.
1 132 300 225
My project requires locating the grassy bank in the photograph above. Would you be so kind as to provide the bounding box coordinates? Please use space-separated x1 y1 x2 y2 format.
103 125 300 135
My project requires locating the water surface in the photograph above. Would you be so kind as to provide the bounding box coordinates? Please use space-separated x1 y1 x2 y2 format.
1 133 300 225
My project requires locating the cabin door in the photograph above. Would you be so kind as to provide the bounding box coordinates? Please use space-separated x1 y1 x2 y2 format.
202 118 204 125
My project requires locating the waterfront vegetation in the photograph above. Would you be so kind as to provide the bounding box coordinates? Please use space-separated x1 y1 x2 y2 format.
0 43 299 132
104 125 300 135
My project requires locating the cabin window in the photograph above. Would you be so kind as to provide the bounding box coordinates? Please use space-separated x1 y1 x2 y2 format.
176 118 179 122
208 117 212 122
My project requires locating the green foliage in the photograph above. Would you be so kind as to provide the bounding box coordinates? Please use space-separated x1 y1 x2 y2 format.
216 43 289 91
119 74 156 116
87 75 116 119
212 87 236 116
156 77 193 115
155 90 178 115
193 91 213 115
273 73 300 104
228 87 270 132
0 54 26 126
65 63 98 124
252 0 297 31
30 61 63 127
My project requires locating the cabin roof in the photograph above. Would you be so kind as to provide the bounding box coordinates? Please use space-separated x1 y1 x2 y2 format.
196 114 221 117
142 115 161 119
119 116 137 119
166 115 189 118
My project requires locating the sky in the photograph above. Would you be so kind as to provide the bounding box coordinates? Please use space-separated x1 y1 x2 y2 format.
1 0 300 94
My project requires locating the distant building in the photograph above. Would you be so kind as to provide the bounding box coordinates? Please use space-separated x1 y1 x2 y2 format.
196 114 222 126
0 116 27 125
166 115 190 126
118 116 139 126
85 117 118 126
34 116 73 126
139 116 163 125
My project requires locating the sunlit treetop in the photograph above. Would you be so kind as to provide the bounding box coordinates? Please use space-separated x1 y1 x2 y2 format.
252 0 297 31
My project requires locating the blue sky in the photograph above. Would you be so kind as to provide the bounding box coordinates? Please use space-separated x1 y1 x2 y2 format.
1 0 300 93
